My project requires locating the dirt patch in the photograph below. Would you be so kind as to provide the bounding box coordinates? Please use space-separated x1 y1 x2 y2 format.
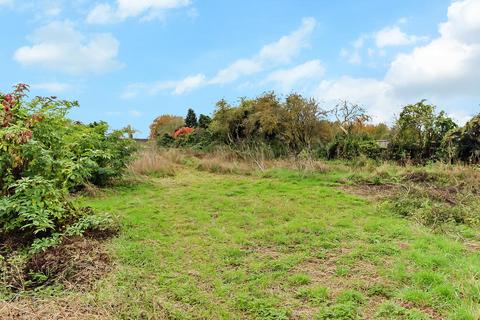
244 245 283 258
289 248 394 319
339 183 398 201
341 178 465 207
0 297 111 320
294 255 386 296
1 234 114 319
25 236 111 290
398 300 444 320
0 232 34 253
465 241 480 252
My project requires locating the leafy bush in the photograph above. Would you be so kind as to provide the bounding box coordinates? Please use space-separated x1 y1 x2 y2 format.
0 84 134 250
327 135 383 160
443 114 480 164
158 128 216 150
0 177 70 236
198 114 212 129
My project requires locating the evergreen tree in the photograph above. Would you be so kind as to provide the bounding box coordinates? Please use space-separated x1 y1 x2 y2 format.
185 108 198 128
198 114 212 129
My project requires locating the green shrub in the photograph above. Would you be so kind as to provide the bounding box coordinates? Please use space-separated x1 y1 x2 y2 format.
0 84 133 250
327 135 383 160
0 177 69 235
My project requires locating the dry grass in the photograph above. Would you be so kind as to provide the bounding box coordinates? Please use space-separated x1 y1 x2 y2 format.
0 297 111 320
160 148 188 165
26 236 112 290
136 147 331 176
197 157 254 175
196 151 256 175
273 157 329 174
1 236 112 293
0 236 114 320
81 182 104 198
127 148 177 177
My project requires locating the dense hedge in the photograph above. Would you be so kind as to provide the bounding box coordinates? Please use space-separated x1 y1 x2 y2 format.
0 85 136 251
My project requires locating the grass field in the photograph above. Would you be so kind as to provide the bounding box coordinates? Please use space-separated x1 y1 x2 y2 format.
67 164 480 319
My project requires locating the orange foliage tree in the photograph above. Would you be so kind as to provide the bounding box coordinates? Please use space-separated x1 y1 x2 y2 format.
149 115 184 139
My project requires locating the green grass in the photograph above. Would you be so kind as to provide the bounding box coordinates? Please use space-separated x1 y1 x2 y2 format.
77 167 480 319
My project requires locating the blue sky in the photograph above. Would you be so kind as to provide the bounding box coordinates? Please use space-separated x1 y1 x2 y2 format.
1 0 479 137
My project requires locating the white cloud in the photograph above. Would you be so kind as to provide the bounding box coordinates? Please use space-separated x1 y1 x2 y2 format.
87 0 191 24
321 0 480 123
386 38 480 98
123 17 317 97
341 23 425 64
14 21 122 75
171 74 206 94
186 7 198 19
265 60 324 90
340 35 367 64
386 0 480 99
439 0 480 43
210 59 262 84
210 17 317 85
258 17 316 64
375 26 424 48
1 1 62 20
31 82 72 93
448 109 475 125
129 109 143 117
123 73 206 97
86 4 115 24
39 1 62 17
316 77 398 123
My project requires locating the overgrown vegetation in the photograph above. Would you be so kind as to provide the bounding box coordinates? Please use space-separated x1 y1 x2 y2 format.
0 85 136 293
147 92 479 232
151 92 479 165
347 162 480 229
2 86 479 318
47 149 478 319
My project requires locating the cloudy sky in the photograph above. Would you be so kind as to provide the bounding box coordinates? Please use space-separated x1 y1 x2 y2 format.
1 0 479 137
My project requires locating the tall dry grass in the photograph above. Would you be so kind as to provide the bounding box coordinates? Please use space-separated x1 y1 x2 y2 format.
273 157 329 174
127 148 177 177
197 152 255 175
129 146 331 178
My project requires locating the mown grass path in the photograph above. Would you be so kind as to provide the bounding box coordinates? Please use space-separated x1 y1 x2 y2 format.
82 169 480 319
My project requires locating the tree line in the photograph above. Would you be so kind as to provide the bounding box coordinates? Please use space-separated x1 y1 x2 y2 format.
150 92 480 164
